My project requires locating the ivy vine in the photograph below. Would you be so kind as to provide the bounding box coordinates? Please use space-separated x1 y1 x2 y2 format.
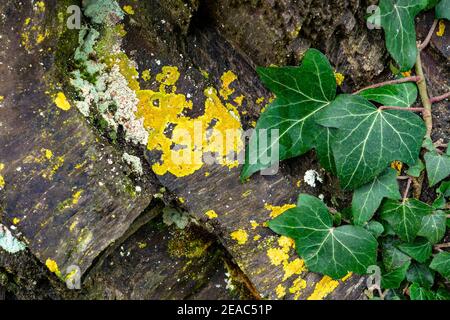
242 0 450 300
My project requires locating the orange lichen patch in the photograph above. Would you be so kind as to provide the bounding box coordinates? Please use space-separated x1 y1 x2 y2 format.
307 276 340 300
334 72 345 86
437 20 445 37
289 276 307 299
219 71 237 100
276 284 286 299
136 68 243 177
123 5 135 15
54 92 71 111
45 259 61 277
390 160 403 175
205 210 218 219
231 229 248 245
267 248 289 266
264 203 296 218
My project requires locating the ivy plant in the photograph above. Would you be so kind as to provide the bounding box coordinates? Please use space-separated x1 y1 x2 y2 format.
243 0 450 300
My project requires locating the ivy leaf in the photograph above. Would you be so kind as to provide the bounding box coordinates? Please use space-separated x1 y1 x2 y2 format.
382 238 411 271
436 0 450 19
406 159 425 177
358 82 418 107
435 288 450 300
406 262 435 288
364 221 385 238
418 211 447 244
352 168 401 225
380 199 432 242
423 0 440 10
241 49 336 180
269 194 377 279
430 252 450 279
315 127 337 174
317 94 425 189
385 289 407 300
409 283 436 300
378 0 427 71
437 181 450 197
381 260 411 289
397 238 432 263
424 152 450 187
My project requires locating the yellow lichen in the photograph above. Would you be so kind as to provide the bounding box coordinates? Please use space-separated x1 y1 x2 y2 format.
256 97 265 105
296 180 301 188
275 284 286 299
283 258 306 281
44 149 53 160
138 242 147 249
45 259 61 277
278 236 295 253
264 203 296 218
307 276 340 300
219 71 238 100
178 197 185 204
205 210 218 219
230 229 248 245
390 160 403 175
253 235 261 241
437 20 445 37
334 72 345 86
0 163 4 190
54 92 71 111
250 220 259 229
136 68 242 177
341 272 353 282
72 190 83 205
69 220 78 233
141 70 151 81
267 248 289 266
242 190 252 198
12 218 21 225
123 5 135 15
289 276 307 299
234 95 245 106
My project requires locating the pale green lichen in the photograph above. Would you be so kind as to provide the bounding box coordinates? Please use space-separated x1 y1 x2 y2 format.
162 207 190 229
83 0 124 25
0 225 26 254
122 152 143 175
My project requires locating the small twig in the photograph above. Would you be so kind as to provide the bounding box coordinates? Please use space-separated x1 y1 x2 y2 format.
430 92 450 104
418 19 438 51
415 53 433 138
397 175 410 180
353 76 422 95
434 243 450 250
402 177 412 203
379 106 425 112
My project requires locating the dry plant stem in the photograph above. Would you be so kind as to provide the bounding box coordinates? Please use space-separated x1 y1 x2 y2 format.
415 52 433 138
397 176 410 180
434 243 450 250
353 76 422 95
402 177 412 203
430 92 450 103
412 175 423 199
419 19 438 51
379 106 425 112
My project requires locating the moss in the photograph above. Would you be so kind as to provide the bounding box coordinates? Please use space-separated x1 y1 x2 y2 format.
167 229 212 259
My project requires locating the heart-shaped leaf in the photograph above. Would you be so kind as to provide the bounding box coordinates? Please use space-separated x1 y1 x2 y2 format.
430 252 450 279
378 0 427 71
397 238 432 263
424 152 450 186
358 82 418 107
365 221 385 238
409 283 436 300
269 194 377 279
241 49 336 180
407 262 435 289
436 0 450 19
382 238 411 271
406 159 425 177
382 260 411 289
352 168 401 225
317 94 425 189
380 199 432 242
417 211 447 244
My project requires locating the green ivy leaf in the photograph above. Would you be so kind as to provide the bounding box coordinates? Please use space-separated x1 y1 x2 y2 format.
437 181 450 197
381 260 411 289
380 199 432 242
352 168 401 225
364 221 385 238
436 0 450 19
409 283 436 300
385 289 407 300
379 0 427 71
406 159 425 177
435 288 450 300
315 127 337 174
317 94 425 189
382 238 412 271
430 252 450 279
406 262 435 288
241 49 336 180
424 0 440 10
418 211 447 244
397 238 433 263
424 152 450 187
358 82 418 107
269 194 377 279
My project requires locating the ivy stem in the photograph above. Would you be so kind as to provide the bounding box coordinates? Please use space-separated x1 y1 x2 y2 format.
430 92 450 104
415 52 433 138
418 19 438 51
402 177 412 203
434 243 450 250
379 106 425 112
352 76 422 95
397 175 410 180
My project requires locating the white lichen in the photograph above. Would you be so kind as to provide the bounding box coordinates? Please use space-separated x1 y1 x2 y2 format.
122 152 143 176
304 169 323 188
0 224 26 254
